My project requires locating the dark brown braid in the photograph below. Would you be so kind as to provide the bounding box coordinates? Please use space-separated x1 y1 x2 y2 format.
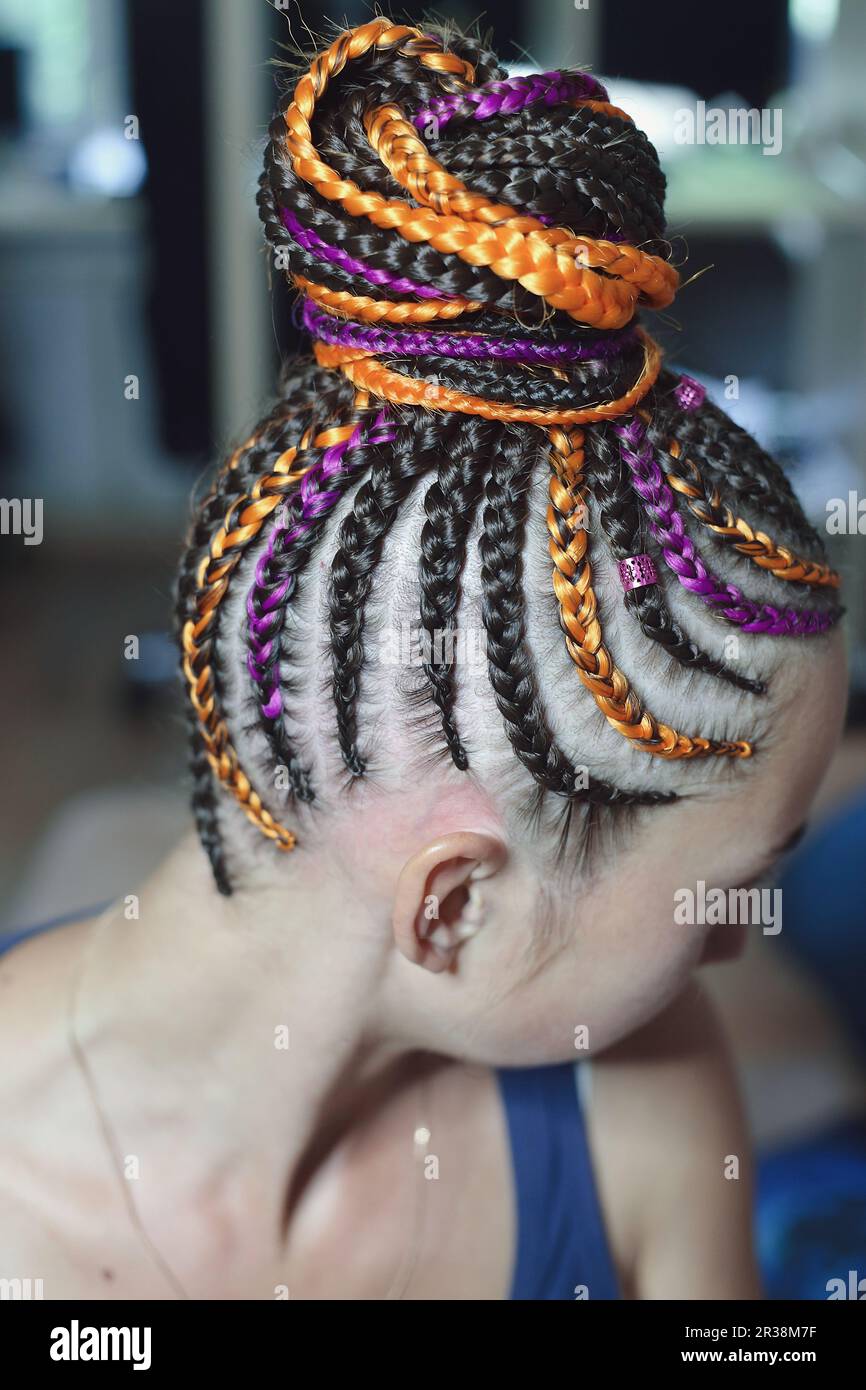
424 106 667 246
417 423 493 770
328 413 460 777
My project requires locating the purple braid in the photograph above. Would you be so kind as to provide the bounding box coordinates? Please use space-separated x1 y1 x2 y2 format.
281 207 451 301
614 417 838 637
247 410 397 721
414 69 608 133
302 298 639 366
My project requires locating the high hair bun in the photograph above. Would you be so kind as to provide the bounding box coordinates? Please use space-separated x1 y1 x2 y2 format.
254 15 682 438
258 17 675 338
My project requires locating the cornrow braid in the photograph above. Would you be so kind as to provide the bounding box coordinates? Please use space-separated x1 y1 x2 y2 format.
175 375 330 890
615 416 839 636
545 426 750 759
662 447 840 589
245 407 396 797
178 370 359 882
645 379 824 549
582 419 766 695
327 413 454 777
185 730 231 896
480 429 674 803
417 422 494 770
181 443 315 855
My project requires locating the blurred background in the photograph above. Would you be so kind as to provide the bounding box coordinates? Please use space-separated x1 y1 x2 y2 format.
0 0 864 1299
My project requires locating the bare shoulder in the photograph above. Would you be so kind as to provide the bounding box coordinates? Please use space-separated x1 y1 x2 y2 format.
0 917 112 1292
0 917 96 1084
586 981 762 1299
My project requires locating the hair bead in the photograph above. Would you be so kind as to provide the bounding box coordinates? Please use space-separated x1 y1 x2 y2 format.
674 374 706 413
614 416 839 636
618 554 659 592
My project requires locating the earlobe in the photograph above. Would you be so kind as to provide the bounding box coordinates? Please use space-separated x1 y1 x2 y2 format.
392 831 507 972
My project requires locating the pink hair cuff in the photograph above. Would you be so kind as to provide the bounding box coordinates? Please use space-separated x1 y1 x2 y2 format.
674 374 706 413
618 554 659 592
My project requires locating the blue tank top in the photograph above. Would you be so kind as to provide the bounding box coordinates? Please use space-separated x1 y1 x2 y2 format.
0 911 621 1301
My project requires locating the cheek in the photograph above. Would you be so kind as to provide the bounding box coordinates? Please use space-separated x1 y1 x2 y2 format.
461 910 706 1068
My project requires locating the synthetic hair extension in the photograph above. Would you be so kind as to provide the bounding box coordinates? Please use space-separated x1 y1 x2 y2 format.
177 366 361 880
413 68 609 130
615 416 836 636
246 406 397 794
175 396 315 890
176 17 842 893
480 427 675 802
544 428 750 758
644 387 824 544
662 447 840 589
181 439 314 854
419 106 665 242
302 299 641 367
582 420 766 695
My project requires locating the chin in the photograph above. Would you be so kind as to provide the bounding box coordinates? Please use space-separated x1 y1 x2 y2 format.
426 940 704 1068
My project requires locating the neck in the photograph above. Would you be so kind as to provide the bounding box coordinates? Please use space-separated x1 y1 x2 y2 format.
70 832 430 1268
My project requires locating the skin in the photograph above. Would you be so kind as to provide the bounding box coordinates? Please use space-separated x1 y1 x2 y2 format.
0 634 847 1299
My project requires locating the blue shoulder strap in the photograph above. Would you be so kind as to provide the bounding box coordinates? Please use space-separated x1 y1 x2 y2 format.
498 1062 620 1300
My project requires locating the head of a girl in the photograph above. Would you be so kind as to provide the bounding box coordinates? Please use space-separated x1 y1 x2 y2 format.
177 19 846 1070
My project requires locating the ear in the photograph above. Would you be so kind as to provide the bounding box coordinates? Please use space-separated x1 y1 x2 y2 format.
392 831 508 974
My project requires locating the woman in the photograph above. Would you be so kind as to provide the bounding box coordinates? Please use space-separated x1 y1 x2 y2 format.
0 18 846 1299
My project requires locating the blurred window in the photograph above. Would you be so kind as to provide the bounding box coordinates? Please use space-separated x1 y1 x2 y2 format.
0 0 90 128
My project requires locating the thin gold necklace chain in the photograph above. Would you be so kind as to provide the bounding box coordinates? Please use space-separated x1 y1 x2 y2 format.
66 905 433 1301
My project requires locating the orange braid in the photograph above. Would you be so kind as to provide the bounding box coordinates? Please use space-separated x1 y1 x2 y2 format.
545 427 752 759
296 275 481 323
281 22 678 329
364 103 540 228
663 444 840 589
182 420 361 849
364 102 676 313
578 99 633 122
313 331 662 425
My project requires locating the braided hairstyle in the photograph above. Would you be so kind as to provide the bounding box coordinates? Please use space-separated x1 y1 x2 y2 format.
176 19 841 894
